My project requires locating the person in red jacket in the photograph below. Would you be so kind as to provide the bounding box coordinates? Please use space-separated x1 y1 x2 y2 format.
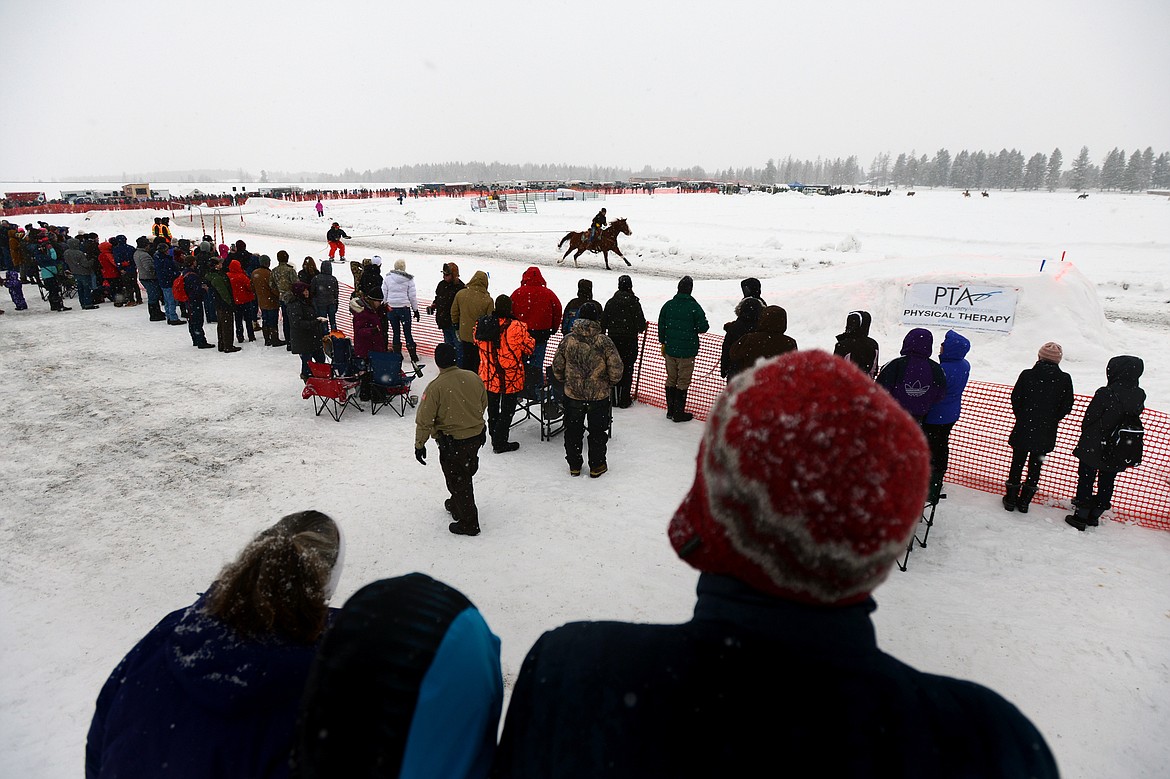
510 266 562 373
226 260 257 343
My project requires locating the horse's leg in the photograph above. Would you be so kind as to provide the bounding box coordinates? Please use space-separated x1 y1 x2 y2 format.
602 251 610 271
612 246 631 266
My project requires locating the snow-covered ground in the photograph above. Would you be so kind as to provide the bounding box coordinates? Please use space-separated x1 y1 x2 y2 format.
2 190 1169 777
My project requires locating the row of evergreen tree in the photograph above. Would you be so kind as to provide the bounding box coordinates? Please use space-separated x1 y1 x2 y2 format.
70 146 1168 191
759 146 1168 191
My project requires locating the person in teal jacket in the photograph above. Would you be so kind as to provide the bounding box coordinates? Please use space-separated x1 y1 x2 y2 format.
292 573 503 779
657 275 709 422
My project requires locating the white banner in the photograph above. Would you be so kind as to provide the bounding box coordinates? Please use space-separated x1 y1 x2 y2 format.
901 283 1019 334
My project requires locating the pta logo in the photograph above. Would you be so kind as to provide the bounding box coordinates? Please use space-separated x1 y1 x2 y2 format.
934 286 1002 305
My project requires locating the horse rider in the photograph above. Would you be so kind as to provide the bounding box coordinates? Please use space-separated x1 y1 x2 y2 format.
588 208 607 248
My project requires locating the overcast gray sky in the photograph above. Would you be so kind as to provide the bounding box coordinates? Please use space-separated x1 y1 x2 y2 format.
2 0 1167 180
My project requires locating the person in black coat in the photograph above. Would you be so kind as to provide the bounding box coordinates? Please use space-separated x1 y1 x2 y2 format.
1066 354 1145 530
725 304 797 377
720 297 763 382
491 351 1058 779
601 274 647 408
1003 342 1074 512
288 282 326 379
833 310 880 379
738 276 766 307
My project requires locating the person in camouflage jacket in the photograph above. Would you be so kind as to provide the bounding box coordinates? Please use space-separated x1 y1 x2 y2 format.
551 301 623 478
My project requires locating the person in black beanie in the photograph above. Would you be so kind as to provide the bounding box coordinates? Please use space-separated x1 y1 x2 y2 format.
414 343 489 536
656 276 709 422
601 274 647 408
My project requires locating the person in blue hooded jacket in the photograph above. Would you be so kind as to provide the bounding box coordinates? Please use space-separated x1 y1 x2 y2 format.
292 573 503 779
922 329 971 504
85 510 344 779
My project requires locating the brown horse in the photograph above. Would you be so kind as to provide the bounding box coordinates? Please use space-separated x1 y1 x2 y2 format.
557 217 631 270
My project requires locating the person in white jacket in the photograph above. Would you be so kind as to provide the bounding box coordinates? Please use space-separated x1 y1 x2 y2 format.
382 258 421 362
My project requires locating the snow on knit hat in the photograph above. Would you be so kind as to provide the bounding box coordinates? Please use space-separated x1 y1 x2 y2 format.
1038 342 1063 364
668 350 931 606
371 255 382 267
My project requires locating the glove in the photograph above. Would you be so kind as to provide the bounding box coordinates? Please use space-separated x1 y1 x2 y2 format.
415 446 427 465
413 309 420 322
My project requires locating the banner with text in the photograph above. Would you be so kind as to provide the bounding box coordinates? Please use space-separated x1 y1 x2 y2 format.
901 283 1019 334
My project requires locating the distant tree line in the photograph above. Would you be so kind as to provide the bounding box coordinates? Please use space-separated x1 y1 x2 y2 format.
60 146 1169 191
760 146 1168 191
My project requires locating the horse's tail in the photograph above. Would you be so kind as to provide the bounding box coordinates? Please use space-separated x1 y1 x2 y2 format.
558 233 573 248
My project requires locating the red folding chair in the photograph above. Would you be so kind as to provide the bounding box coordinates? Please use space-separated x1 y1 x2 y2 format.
301 361 363 421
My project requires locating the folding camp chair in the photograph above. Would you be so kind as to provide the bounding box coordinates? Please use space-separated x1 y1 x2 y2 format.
513 362 566 440
367 351 418 417
301 361 363 421
896 496 944 572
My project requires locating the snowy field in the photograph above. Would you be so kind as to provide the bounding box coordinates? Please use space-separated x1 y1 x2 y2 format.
2 189 1169 777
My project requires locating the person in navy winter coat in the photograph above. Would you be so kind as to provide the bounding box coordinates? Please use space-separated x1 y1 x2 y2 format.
86 510 345 779
922 329 971 503
833 309 880 378
292 573 503 779
491 351 1057 779
876 328 947 423
1003 342 1074 512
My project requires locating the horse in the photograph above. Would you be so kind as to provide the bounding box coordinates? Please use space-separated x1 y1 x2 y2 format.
1078 193 1089 200
981 191 990 198
557 217 632 270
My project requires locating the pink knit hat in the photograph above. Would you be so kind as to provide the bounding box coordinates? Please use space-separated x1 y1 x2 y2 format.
1038 342 1063 364
668 350 930 606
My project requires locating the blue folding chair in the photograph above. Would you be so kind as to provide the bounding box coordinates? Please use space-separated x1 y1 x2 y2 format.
368 351 418 417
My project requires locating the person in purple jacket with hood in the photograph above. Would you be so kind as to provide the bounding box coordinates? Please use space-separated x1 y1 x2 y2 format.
86 510 344 779
876 327 947 425
922 329 971 504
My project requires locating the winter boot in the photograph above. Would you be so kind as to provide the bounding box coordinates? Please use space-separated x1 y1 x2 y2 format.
261 326 272 346
1085 501 1107 528
665 386 676 420
1064 502 1093 531
1016 482 1038 513
1002 481 1020 511
673 388 694 423
407 345 420 364
270 327 287 347
448 521 481 536
246 321 256 342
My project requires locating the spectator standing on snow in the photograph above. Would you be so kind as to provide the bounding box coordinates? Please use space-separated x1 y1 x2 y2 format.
1066 355 1146 531
1003 342 1074 512
833 310 880 379
551 301 623 478
310 260 339 334
181 260 214 349
430 262 466 366
271 251 298 350
86 510 344 779
491 350 1059 779
738 276 766 308
382 258 422 363
63 237 98 310
315 197 324 218
922 330 972 504
135 237 165 321
205 256 240 353
288 282 326 379
451 270 494 375
726 304 797 379
560 278 593 335
251 256 285 347
476 294 535 454
510 266 562 373
876 328 947 423
227 260 257 343
601 274 647 408
414 343 489 537
657 276 709 423
720 297 763 382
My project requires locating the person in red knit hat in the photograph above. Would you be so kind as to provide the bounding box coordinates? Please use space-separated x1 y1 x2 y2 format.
493 350 1057 779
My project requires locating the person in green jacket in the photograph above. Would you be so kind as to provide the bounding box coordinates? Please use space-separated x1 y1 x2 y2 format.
415 343 489 536
657 276 709 422
205 257 240 353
